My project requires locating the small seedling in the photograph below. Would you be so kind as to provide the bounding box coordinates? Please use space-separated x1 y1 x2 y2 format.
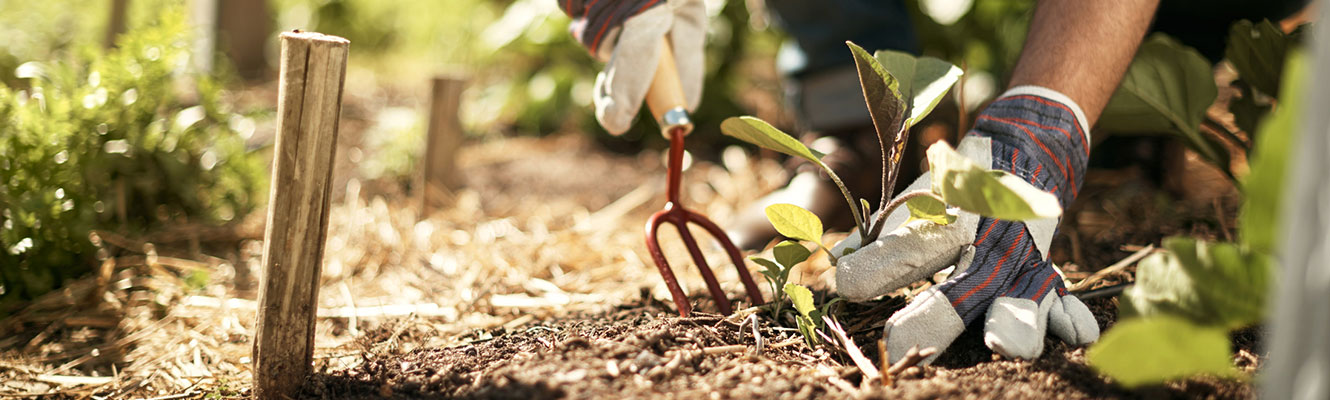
750 238 810 319
746 203 839 346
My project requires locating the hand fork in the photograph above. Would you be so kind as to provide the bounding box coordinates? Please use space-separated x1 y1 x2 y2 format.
642 39 763 317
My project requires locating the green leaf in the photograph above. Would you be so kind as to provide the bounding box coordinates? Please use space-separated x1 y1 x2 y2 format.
723 115 865 234
773 240 812 271
1088 315 1237 388
784 283 822 346
872 49 964 127
848 42 911 209
925 142 1061 220
1229 86 1273 135
1122 237 1270 328
1226 20 1291 98
1099 34 1224 167
820 297 844 316
1241 50 1306 255
848 42 908 154
859 198 872 220
905 195 956 225
720 117 825 165
784 283 816 317
749 256 782 276
764 203 824 245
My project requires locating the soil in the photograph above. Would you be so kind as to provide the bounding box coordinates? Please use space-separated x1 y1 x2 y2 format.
292 134 1256 400
302 295 1255 399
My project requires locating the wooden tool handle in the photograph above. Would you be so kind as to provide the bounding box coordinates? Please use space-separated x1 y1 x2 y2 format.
645 38 692 136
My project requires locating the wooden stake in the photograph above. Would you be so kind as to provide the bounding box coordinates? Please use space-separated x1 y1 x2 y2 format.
252 31 349 400
105 0 129 49
216 0 273 80
422 75 466 213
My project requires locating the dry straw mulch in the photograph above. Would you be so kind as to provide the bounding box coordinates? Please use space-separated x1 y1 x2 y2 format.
0 133 794 398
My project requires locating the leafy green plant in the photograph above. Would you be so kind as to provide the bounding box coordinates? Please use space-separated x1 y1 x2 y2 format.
1099 21 1305 180
723 41 1061 260
750 236 811 319
0 9 264 310
1087 48 1307 388
746 204 840 346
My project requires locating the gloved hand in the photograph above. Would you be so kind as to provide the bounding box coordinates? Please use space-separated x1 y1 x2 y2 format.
559 0 706 134
831 87 1101 364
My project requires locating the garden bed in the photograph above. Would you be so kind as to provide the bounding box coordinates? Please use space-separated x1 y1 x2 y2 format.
0 130 1254 399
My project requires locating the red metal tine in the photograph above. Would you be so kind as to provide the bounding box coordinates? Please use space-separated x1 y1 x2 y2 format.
673 218 734 314
645 209 693 316
682 211 765 308
644 127 765 316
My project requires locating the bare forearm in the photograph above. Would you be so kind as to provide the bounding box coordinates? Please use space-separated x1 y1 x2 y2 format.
1008 0 1159 126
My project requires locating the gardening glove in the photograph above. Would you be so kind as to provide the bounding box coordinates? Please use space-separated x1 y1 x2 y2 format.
831 86 1100 365
559 0 706 134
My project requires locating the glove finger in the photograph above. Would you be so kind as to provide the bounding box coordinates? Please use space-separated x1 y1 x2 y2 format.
834 211 979 302
666 0 706 110
884 287 964 365
1048 294 1100 345
594 6 672 134
982 294 1053 360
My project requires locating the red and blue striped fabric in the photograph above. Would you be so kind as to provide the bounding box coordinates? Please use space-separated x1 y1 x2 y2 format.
558 0 664 55
935 95 1089 324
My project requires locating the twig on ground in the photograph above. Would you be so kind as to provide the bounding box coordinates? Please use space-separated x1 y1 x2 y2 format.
1074 283 1133 300
1071 244 1154 291
822 316 879 378
887 345 937 376
32 374 114 386
721 306 761 326
682 319 726 346
878 339 891 387
741 313 764 355
701 345 747 355
770 338 804 348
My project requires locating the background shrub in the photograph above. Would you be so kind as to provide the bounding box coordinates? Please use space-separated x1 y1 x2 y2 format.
0 9 265 310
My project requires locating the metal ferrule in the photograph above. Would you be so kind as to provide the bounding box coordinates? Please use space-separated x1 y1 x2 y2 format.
660 107 694 136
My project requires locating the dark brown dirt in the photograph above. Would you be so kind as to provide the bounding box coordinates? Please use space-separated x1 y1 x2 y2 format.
301 293 1255 400
296 137 1255 400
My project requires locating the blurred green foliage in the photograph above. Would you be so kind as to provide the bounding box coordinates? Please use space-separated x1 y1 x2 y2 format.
907 0 1034 87
0 9 265 309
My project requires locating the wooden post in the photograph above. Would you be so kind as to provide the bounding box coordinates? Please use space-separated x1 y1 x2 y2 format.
104 0 129 49
422 75 466 212
216 0 272 80
252 31 349 400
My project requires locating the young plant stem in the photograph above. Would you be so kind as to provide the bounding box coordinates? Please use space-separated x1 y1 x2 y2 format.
820 244 840 265
817 161 869 241
874 104 910 244
867 189 943 240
